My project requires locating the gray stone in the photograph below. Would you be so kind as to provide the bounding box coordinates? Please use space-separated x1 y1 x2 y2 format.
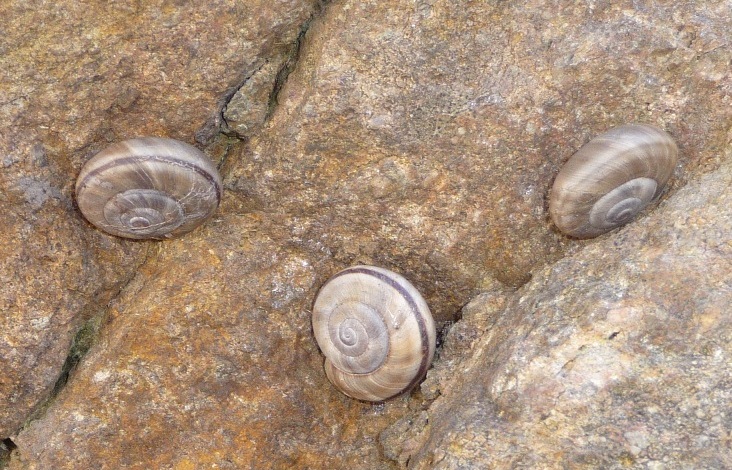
398 158 732 468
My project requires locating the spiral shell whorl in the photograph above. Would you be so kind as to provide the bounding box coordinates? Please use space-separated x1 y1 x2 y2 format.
75 137 222 239
326 301 389 374
103 189 185 237
312 266 436 402
549 124 678 239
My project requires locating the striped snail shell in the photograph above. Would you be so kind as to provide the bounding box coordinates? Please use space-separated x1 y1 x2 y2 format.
312 265 436 402
75 137 222 239
549 124 678 239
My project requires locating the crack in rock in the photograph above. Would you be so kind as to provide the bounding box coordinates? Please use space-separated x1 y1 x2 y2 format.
220 0 332 140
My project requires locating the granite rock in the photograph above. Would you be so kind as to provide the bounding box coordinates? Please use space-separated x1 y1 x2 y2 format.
0 158 148 438
9 196 408 469
1 0 318 440
224 0 731 322
3 0 731 467
393 157 732 468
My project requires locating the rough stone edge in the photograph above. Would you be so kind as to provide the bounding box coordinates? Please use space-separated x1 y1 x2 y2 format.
2 3 334 467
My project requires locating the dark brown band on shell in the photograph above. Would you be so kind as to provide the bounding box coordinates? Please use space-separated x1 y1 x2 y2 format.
77 154 223 204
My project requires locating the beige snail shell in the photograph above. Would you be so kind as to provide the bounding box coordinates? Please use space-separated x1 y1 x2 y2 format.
312 265 436 402
75 137 223 239
549 124 678 239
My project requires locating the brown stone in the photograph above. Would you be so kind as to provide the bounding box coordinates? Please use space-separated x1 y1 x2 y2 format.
1 0 319 440
0 160 149 438
391 158 732 468
3 0 731 467
224 0 731 323
9 196 406 469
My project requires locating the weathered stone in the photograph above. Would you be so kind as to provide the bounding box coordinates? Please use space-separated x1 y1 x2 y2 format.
419 285 511 403
393 158 732 468
1 0 318 440
223 58 286 138
380 286 512 467
0 163 149 438
224 0 731 322
9 196 406 469
3 0 731 467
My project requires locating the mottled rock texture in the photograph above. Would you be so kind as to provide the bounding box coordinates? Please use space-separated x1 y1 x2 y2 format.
3 0 731 468
0 184 146 442
1 0 318 441
388 158 732 469
9 196 409 469
225 0 731 322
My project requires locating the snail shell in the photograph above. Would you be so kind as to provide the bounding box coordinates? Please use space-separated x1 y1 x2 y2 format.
549 124 678 239
312 265 436 402
75 137 222 239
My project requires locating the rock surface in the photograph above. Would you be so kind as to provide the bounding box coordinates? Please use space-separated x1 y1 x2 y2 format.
389 157 732 468
9 196 410 469
224 0 731 322
3 0 731 468
1 0 318 441
0 184 147 442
